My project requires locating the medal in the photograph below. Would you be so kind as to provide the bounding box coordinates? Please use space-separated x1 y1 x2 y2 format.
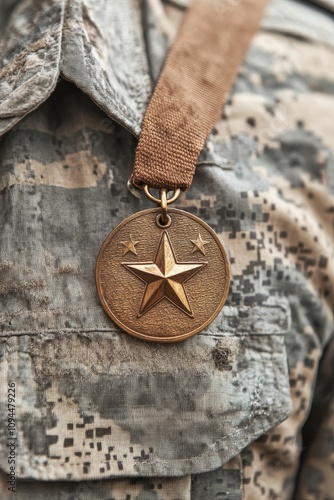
95 0 267 342
96 189 230 342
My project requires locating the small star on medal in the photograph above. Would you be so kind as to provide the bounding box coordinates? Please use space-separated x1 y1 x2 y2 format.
191 233 210 255
121 235 139 256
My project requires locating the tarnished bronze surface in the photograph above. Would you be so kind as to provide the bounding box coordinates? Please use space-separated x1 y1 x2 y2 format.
96 208 230 342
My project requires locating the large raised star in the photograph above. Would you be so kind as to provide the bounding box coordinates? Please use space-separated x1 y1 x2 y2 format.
123 231 207 317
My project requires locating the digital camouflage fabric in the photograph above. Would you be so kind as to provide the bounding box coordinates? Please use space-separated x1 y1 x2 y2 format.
0 0 334 499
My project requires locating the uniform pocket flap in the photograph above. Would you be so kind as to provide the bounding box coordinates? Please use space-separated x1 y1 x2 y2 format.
0 300 292 480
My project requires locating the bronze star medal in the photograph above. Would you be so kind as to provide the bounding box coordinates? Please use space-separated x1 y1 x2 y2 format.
96 207 230 342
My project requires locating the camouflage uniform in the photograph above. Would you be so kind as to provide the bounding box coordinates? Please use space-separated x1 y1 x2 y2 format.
0 0 334 498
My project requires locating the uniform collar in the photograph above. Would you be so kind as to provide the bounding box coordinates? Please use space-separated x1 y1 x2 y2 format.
0 0 334 138
60 0 152 137
0 0 152 138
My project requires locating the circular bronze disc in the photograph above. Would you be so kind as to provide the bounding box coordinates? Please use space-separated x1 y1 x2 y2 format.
96 208 230 342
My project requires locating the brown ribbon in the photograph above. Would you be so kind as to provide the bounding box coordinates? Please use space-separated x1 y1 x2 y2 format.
132 0 268 191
